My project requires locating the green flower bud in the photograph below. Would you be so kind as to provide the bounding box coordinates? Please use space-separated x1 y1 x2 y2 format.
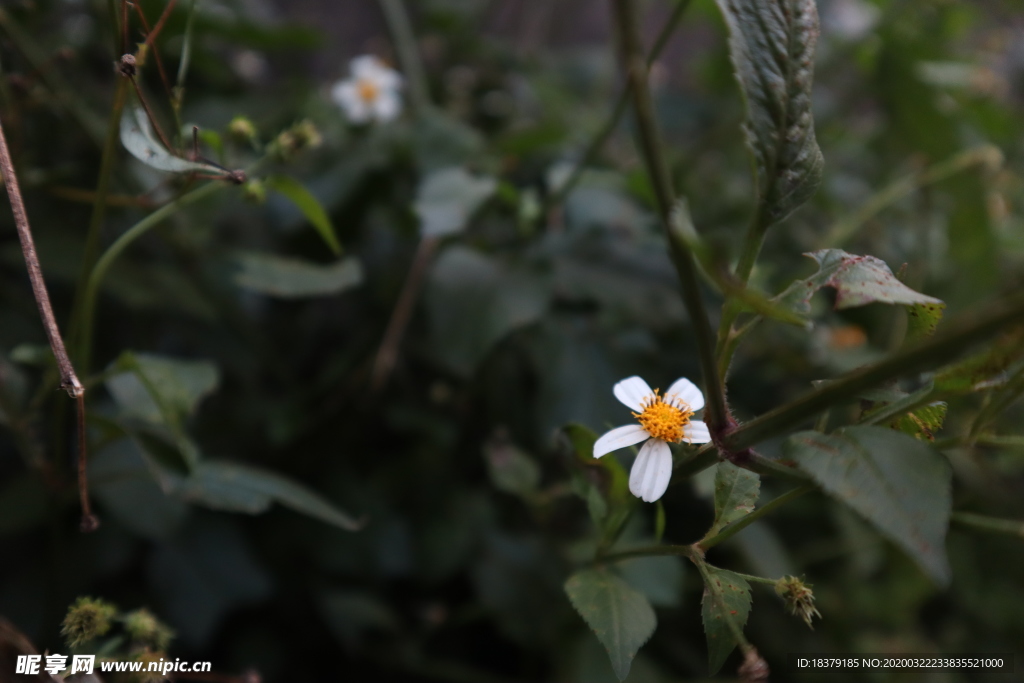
62 596 117 648
123 608 174 651
228 116 258 144
242 179 267 205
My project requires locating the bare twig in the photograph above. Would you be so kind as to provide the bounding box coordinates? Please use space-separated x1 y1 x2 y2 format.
0 114 97 531
371 236 439 391
137 0 178 102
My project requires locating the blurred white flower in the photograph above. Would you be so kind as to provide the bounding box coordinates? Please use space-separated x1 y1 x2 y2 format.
593 376 712 503
331 56 403 124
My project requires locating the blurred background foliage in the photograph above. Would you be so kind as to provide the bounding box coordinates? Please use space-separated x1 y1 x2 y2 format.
1 0 1023 680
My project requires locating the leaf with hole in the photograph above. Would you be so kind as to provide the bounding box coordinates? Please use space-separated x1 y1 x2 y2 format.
564 568 656 681
700 565 752 675
715 0 824 223
783 426 952 585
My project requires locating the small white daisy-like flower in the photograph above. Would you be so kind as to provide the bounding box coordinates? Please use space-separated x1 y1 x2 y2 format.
331 55 403 124
593 376 712 503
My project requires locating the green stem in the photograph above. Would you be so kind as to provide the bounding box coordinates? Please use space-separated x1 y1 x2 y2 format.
729 571 779 586
544 0 692 215
723 291 1024 453
594 543 698 565
69 78 130 357
378 0 430 114
612 0 727 434
172 0 199 120
951 512 1024 539
78 181 225 370
821 145 1002 248
858 382 938 427
699 485 814 550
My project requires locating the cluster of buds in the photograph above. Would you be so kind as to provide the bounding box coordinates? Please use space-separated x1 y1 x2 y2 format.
270 119 323 161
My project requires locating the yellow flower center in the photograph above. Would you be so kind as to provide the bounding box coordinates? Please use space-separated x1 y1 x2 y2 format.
357 79 380 103
633 391 693 443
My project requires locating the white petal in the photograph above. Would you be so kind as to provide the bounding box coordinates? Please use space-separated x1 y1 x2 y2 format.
683 420 712 444
613 376 654 412
332 81 371 122
629 439 673 502
666 377 704 412
593 425 649 458
350 55 384 78
373 91 402 121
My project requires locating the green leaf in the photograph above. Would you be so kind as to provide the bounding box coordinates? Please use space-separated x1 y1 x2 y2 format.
715 0 824 223
861 382 947 441
617 555 685 608
906 302 945 343
484 436 541 498
264 175 342 255
891 402 947 441
425 246 548 375
415 166 497 238
230 251 362 298
564 568 657 681
156 460 365 531
106 352 219 426
562 424 632 540
776 249 944 314
705 462 760 539
90 439 189 539
700 566 752 675
783 426 952 585
120 102 221 175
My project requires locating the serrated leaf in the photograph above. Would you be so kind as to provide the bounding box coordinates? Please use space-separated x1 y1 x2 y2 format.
230 251 362 298
705 462 761 539
155 459 364 531
700 566 752 674
120 102 221 174
564 568 657 681
776 249 944 314
415 166 497 238
715 0 824 223
264 175 342 255
783 426 952 585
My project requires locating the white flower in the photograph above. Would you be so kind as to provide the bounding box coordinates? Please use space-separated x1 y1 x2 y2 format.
593 376 712 503
331 55 403 124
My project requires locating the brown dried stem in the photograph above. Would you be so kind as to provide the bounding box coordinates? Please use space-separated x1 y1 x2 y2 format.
371 236 439 391
0 114 97 530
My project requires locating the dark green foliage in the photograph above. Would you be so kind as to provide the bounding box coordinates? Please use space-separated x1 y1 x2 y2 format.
0 0 1023 681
